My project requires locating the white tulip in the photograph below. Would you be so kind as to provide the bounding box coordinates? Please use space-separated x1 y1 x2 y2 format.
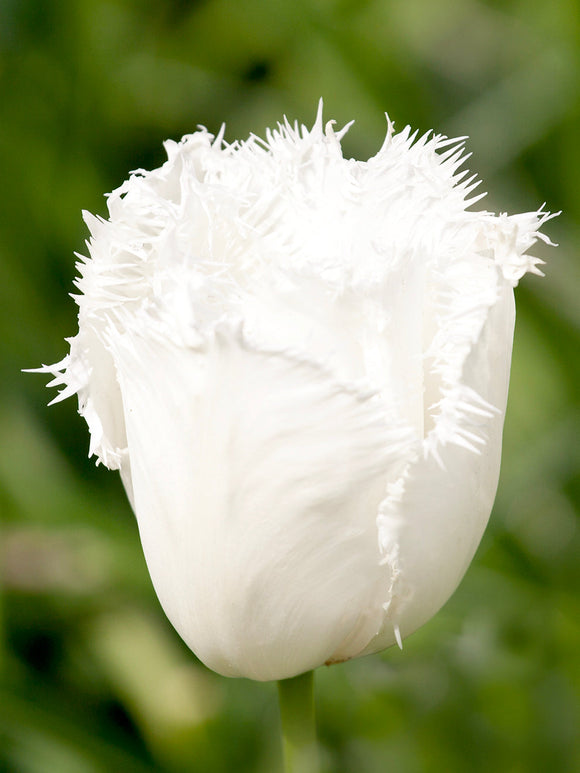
40 105 556 681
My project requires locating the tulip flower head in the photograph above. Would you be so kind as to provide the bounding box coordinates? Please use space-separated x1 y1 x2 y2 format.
40 104 555 681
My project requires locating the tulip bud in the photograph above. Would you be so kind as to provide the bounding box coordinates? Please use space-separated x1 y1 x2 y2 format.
39 104 556 680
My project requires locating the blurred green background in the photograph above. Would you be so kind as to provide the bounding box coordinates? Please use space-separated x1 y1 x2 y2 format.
2 0 579 771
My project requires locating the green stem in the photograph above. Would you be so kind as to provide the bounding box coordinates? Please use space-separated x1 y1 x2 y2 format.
277 670 319 773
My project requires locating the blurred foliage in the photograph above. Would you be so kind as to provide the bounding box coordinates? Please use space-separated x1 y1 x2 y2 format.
1 0 579 771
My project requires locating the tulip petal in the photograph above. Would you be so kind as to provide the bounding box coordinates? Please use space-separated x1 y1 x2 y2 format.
110 323 414 679
366 280 515 653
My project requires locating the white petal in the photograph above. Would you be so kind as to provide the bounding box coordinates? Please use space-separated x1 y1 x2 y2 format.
366 280 515 653
110 324 413 680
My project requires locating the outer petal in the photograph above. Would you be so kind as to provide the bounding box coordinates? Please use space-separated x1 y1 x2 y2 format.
366 279 515 653
110 324 413 680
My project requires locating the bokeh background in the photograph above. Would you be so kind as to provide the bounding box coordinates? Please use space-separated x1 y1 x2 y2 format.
2 0 579 771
